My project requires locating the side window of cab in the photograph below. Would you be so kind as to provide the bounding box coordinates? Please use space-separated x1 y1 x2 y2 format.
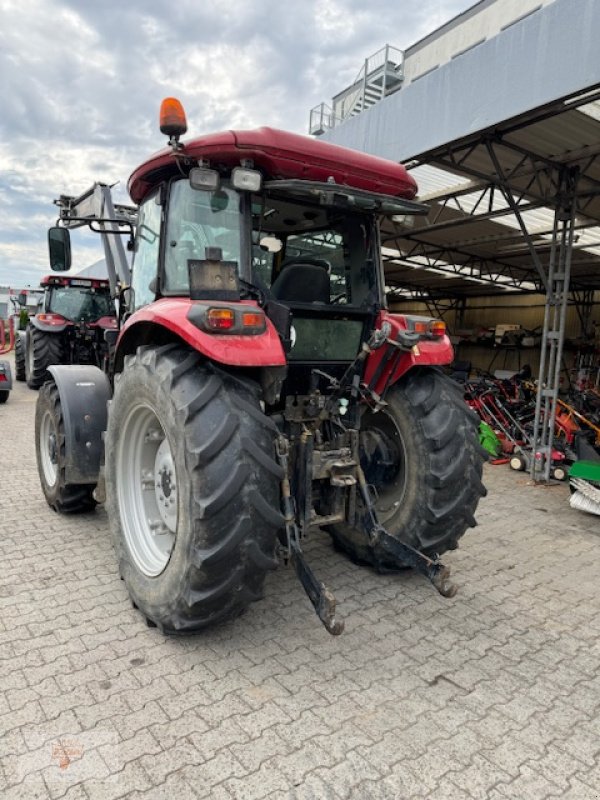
131 191 161 310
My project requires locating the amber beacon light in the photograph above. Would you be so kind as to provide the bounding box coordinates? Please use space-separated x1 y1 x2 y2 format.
159 97 187 139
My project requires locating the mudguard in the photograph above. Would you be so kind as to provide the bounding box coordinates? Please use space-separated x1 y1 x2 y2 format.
47 365 111 484
29 316 70 334
0 360 13 391
117 297 287 368
363 311 454 396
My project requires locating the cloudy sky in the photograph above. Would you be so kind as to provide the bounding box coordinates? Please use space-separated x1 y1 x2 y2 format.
0 0 475 288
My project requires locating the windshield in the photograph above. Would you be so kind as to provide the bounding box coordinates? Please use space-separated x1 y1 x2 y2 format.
251 196 378 307
164 179 242 293
47 287 113 322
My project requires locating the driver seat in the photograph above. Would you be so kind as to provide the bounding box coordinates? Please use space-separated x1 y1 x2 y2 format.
270 259 330 304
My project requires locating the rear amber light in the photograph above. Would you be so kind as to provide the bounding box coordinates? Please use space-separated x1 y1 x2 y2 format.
242 311 265 329
37 313 66 326
430 320 446 337
206 308 235 330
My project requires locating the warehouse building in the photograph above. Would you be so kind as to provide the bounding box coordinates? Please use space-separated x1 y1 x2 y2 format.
310 0 600 479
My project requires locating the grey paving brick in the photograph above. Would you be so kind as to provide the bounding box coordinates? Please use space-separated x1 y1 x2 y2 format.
496 763 564 800
187 716 251 761
3 365 600 800
523 743 589 792
447 753 513 797
83 759 153 800
139 741 205 786
560 777 600 800
224 762 290 799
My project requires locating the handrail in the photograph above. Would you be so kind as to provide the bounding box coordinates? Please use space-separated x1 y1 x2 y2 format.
310 45 404 133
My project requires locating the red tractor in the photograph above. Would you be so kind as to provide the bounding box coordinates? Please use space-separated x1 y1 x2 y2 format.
17 275 118 388
35 99 486 634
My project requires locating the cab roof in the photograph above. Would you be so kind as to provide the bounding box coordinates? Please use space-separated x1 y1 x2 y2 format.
41 275 110 288
128 127 418 205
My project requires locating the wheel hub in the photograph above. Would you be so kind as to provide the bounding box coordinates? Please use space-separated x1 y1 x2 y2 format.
154 440 177 533
359 409 407 519
360 428 400 487
48 433 57 465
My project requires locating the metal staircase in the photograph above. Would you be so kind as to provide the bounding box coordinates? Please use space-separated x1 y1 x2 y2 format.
309 45 404 135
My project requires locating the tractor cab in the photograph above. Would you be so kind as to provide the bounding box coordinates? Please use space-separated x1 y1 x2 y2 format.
127 100 429 398
41 276 114 324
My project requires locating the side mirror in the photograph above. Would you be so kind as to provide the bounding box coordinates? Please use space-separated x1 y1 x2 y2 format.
48 227 71 271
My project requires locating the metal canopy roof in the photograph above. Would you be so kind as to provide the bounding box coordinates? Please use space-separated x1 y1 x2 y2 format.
321 0 600 299
381 94 600 299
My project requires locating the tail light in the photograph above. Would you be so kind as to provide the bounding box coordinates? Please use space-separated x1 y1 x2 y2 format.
206 308 235 331
242 311 264 329
412 320 429 334
405 316 447 339
36 313 67 326
191 305 267 335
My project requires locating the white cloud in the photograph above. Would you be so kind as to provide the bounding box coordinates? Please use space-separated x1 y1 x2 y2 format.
0 0 475 287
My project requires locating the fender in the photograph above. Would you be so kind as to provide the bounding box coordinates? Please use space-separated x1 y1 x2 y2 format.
29 316 70 334
47 365 111 484
364 311 454 396
93 316 118 331
117 297 287 368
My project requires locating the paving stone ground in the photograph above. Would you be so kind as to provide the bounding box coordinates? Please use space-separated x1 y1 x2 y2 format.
1 352 600 799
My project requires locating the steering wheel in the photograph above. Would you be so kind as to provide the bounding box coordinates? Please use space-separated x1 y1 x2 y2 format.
178 222 206 254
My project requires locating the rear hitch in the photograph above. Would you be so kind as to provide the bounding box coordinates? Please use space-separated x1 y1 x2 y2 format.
289 540 344 635
370 523 457 598
356 466 458 599
276 435 345 636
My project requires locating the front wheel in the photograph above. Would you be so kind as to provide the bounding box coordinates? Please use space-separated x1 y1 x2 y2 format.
330 368 487 565
105 345 284 633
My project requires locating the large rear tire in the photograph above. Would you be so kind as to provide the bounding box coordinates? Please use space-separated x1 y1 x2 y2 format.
329 368 486 566
15 334 26 381
26 327 65 389
35 382 97 513
105 344 284 633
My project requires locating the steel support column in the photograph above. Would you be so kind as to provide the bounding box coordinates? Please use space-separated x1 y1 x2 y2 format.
530 167 579 481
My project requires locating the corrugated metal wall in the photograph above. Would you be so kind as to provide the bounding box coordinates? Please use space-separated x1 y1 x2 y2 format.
390 291 600 376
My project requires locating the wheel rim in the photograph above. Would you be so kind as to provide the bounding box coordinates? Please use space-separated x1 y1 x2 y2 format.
39 410 58 487
27 337 34 377
116 403 177 577
359 408 408 521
